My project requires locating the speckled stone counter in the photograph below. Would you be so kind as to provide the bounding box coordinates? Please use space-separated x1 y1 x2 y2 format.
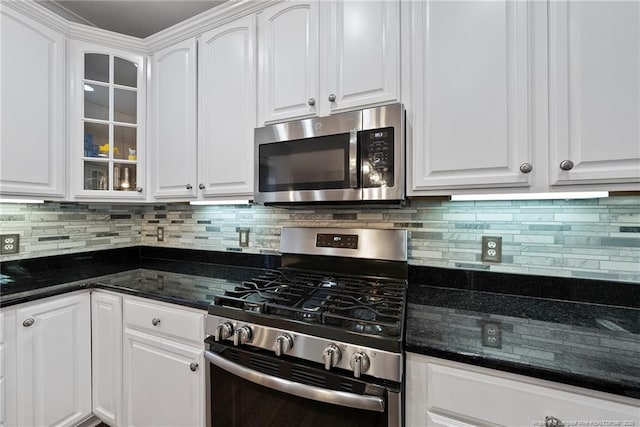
406 266 640 399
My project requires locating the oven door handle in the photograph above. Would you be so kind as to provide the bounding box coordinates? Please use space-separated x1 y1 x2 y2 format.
204 350 385 413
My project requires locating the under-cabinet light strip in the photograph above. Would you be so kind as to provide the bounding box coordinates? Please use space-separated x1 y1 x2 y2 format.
189 200 252 206
450 191 609 201
0 198 46 204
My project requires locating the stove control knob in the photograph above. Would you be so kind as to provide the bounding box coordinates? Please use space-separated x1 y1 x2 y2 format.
274 334 294 356
322 344 342 370
350 352 370 378
214 322 234 342
233 326 252 346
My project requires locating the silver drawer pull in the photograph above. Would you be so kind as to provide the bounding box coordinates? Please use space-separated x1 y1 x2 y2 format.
545 416 563 427
23 318 35 327
152 318 161 326
190 362 199 372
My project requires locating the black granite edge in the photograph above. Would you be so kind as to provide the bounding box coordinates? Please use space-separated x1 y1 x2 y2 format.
139 246 281 270
405 344 640 400
409 265 640 309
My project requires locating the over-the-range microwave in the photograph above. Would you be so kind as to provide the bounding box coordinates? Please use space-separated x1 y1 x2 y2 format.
253 103 405 205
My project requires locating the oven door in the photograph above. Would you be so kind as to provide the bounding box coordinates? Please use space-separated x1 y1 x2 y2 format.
204 343 401 427
254 111 362 204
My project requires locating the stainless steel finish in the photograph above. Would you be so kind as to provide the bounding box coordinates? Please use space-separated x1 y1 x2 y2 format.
136 187 143 192
362 103 405 202
199 183 205 190
254 104 405 204
204 350 386 412
274 334 294 356
308 97 316 106
559 160 574 171
387 390 402 427
233 325 252 346
322 344 342 370
190 362 199 372
519 162 533 173
545 416 562 427
214 322 233 342
22 318 35 327
151 318 161 326
206 315 403 382
349 128 358 188
186 184 192 190
350 352 370 378
328 93 336 102
279 227 408 262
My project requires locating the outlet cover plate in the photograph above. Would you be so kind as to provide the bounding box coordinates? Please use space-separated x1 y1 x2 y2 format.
481 236 502 262
1 234 20 254
481 321 502 348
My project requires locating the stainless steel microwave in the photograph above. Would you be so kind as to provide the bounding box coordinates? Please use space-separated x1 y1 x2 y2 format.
254 103 405 205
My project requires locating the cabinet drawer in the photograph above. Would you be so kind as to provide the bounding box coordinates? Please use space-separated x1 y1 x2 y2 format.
424 361 639 427
123 298 204 346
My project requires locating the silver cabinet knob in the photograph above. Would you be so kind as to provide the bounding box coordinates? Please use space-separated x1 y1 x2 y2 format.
189 362 199 372
22 318 35 327
328 93 336 102
136 187 143 193
186 184 192 190
559 160 574 171
308 98 316 106
151 318 161 326
545 416 562 427
214 322 234 342
519 162 533 174
274 334 294 356
199 183 205 190
233 325 252 346
322 344 341 370
350 352 370 378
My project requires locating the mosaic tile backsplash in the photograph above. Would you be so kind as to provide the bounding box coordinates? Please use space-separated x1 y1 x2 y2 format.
1 196 639 283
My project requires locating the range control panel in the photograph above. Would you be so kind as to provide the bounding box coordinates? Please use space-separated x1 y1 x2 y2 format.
316 233 359 249
361 127 394 188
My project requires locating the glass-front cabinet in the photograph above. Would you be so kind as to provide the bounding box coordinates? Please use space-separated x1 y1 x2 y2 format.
71 41 146 199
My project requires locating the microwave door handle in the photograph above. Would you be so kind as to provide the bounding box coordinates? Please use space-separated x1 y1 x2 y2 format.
204 350 385 413
349 129 359 188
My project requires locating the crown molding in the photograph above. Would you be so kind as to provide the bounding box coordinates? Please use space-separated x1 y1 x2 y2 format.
1 0 70 35
144 0 281 53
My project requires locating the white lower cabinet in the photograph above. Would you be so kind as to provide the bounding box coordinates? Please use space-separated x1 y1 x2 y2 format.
91 291 123 426
2 293 92 427
122 297 205 427
406 353 640 427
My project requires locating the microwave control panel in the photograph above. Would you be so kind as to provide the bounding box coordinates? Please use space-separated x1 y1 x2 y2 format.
361 127 394 188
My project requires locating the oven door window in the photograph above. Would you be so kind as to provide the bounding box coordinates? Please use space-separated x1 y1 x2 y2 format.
210 363 389 427
258 133 354 192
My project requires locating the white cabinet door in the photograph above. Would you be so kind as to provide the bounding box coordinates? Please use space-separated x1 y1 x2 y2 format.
322 0 400 115
123 328 204 427
258 1 319 123
549 0 640 186
407 353 640 427
410 0 533 193
199 15 256 198
69 40 147 201
0 6 65 198
91 292 122 427
150 39 198 200
15 293 91 427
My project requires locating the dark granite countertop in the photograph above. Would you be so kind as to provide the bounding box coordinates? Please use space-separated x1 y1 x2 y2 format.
405 267 640 400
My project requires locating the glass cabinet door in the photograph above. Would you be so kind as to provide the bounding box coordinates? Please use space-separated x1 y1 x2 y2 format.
82 52 139 193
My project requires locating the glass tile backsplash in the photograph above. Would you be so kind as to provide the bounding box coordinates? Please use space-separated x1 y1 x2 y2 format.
1 196 638 283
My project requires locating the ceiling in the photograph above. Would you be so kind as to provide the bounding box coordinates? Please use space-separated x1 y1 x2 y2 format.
37 0 228 39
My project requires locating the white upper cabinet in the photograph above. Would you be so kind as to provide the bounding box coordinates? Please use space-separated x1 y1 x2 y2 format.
0 6 66 199
198 15 256 198
69 40 147 201
548 0 640 187
322 0 399 115
410 0 533 194
258 1 319 123
258 0 400 124
150 39 198 200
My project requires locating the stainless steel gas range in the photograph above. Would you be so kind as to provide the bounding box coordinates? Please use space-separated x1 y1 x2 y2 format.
204 227 408 427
